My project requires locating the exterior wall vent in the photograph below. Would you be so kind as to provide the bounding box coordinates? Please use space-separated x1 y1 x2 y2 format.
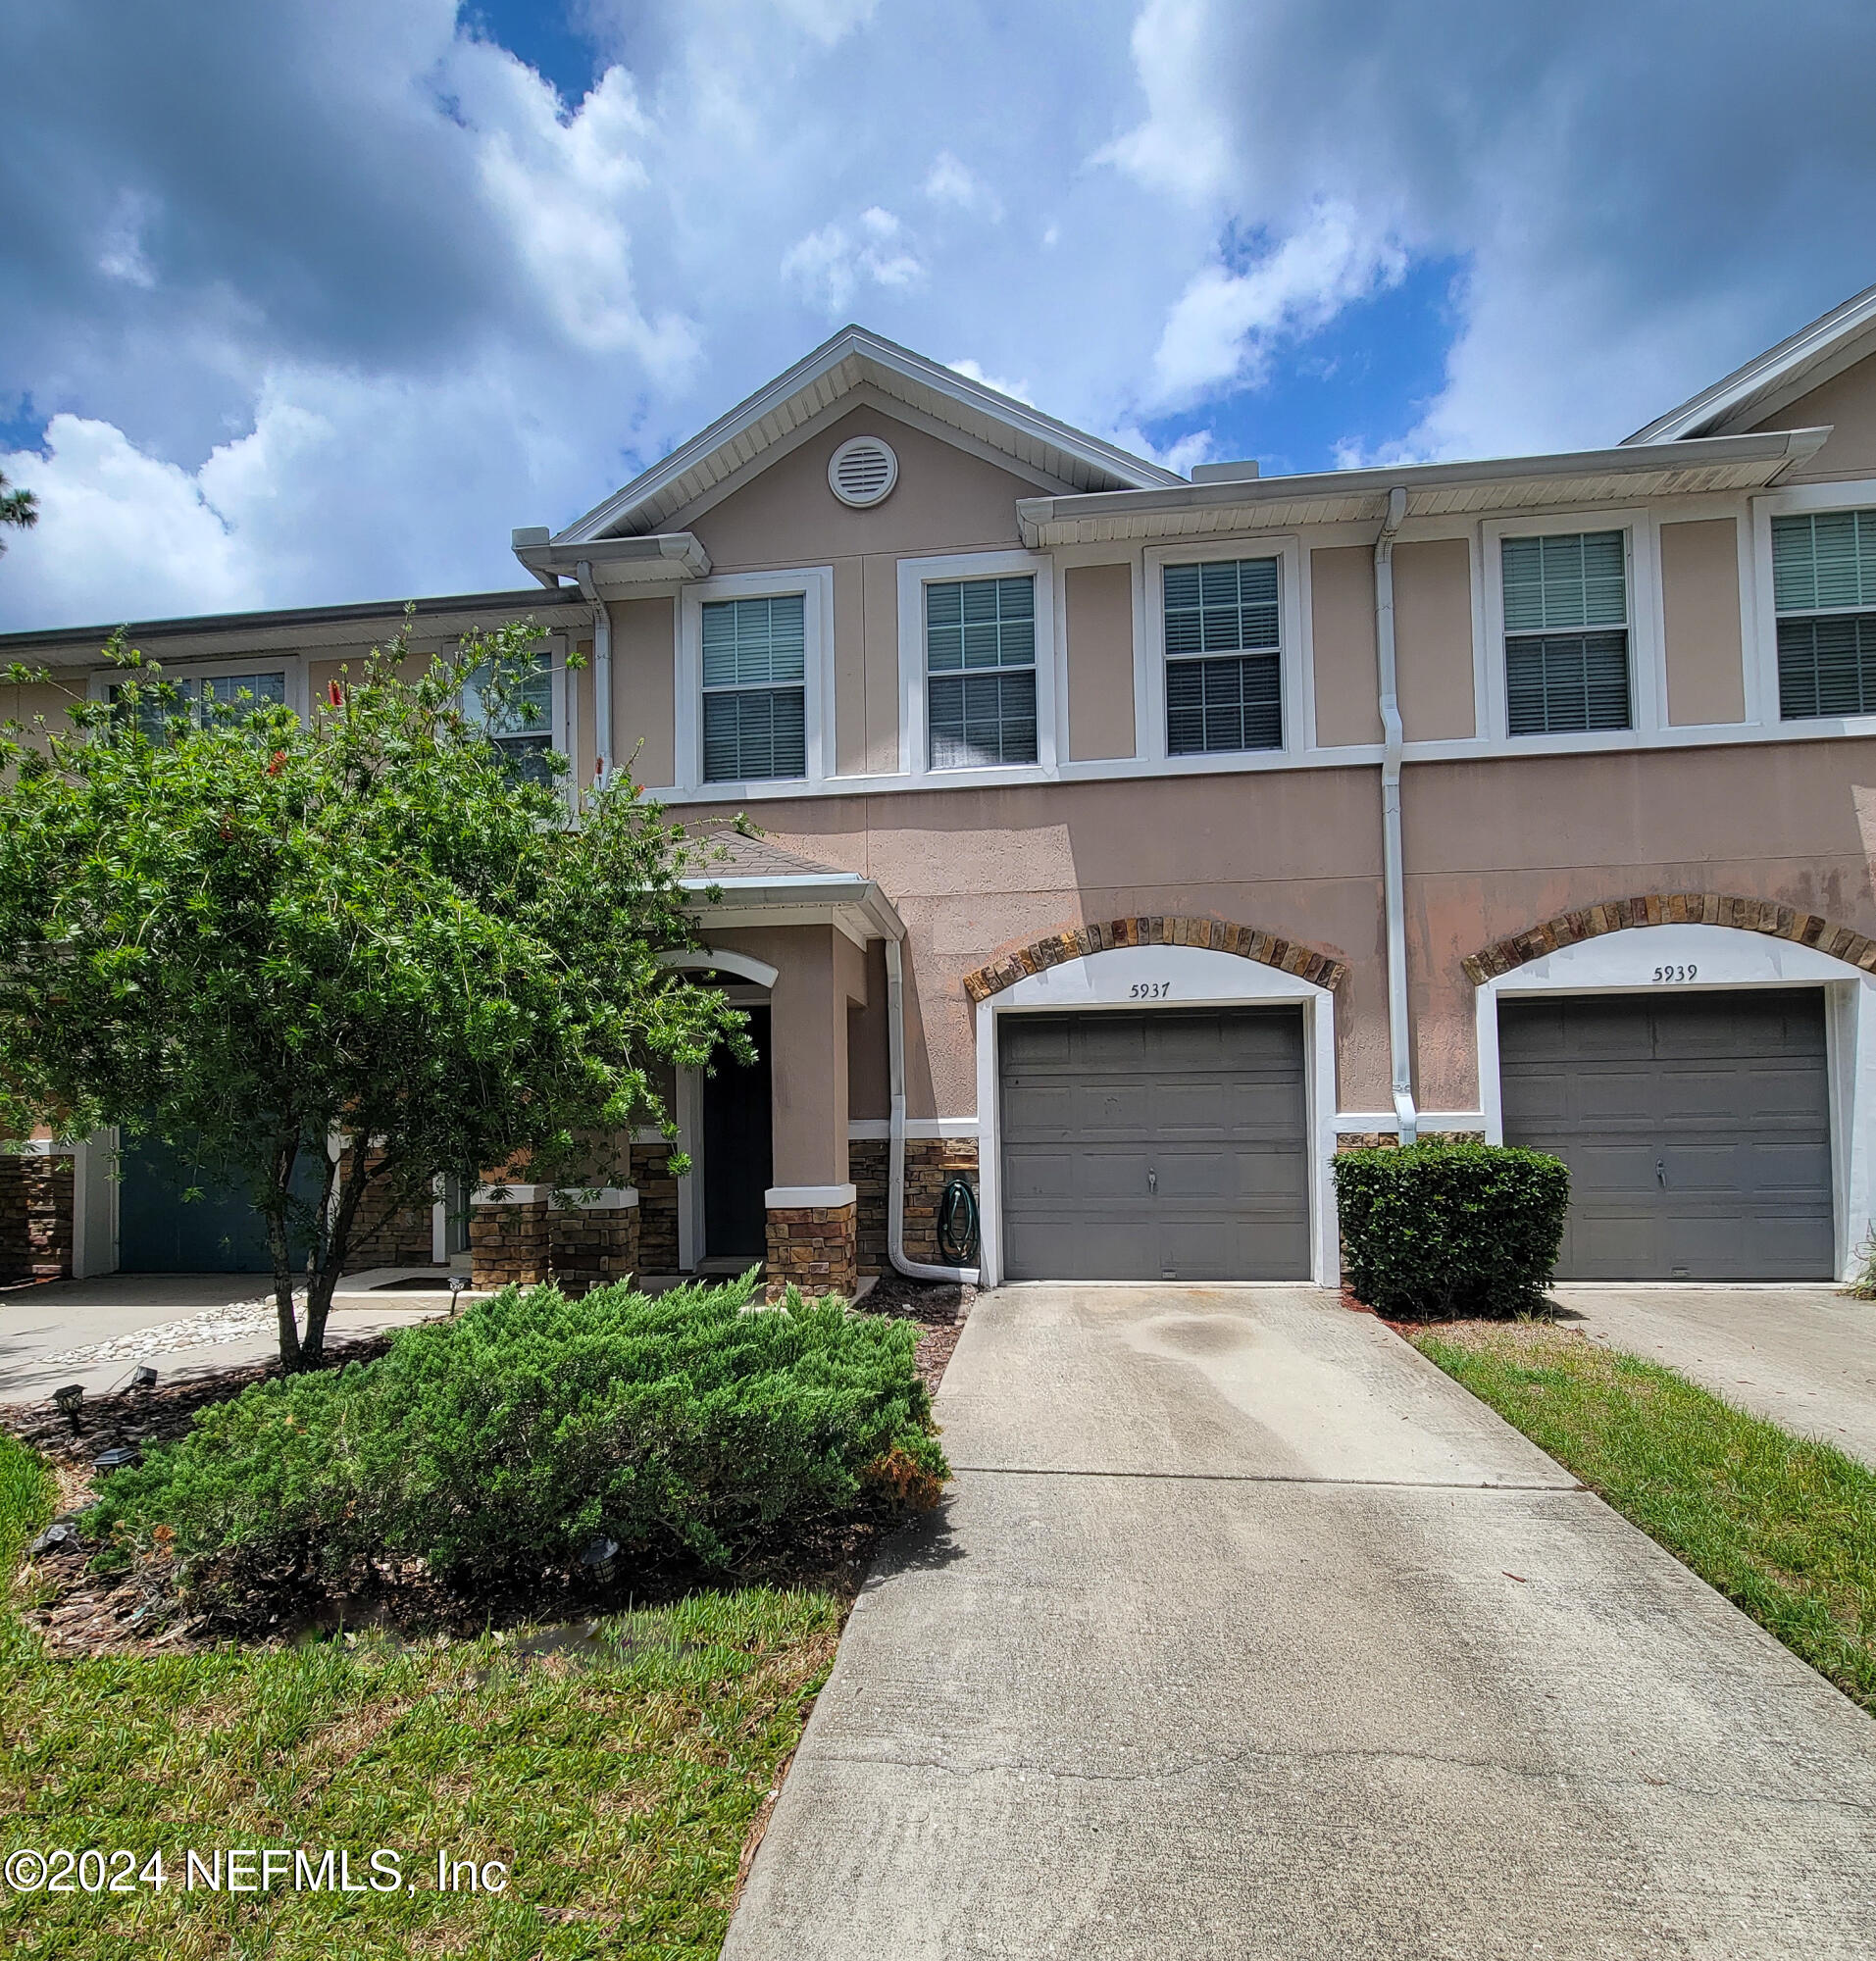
829 434 899 508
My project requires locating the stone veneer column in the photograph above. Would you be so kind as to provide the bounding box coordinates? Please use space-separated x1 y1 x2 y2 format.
470 1182 551 1288
547 1187 640 1293
764 1188 858 1301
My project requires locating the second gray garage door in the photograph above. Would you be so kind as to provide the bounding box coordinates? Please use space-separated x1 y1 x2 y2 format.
998 1006 1310 1282
1498 988 1834 1281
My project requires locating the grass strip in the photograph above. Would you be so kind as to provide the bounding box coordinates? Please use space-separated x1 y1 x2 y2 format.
0 1429 840 1959
1413 1323 1876 1713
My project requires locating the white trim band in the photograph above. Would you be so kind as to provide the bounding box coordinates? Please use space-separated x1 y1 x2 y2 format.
765 1183 858 1209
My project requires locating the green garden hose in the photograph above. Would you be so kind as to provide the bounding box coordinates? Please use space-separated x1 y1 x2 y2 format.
937 1175 981 1265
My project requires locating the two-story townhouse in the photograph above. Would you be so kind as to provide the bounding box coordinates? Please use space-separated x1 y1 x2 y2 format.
11 285 1876 1296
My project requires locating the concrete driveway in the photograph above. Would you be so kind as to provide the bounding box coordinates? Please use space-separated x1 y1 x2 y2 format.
725 1283 1876 1961
1551 1283 1876 1467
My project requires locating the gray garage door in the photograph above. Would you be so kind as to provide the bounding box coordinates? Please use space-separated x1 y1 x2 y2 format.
998 1006 1310 1282
1498 988 1833 1281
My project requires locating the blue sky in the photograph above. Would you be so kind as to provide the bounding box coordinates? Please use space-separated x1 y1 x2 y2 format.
1 0 1873 629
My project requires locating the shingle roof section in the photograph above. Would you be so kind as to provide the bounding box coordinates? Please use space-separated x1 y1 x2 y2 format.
681 825 854 880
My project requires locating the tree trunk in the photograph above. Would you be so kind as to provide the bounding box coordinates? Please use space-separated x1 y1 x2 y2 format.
297 1143 375 1366
267 1134 303 1371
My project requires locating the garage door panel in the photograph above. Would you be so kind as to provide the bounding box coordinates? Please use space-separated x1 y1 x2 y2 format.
1499 988 1832 1282
999 1006 1309 1282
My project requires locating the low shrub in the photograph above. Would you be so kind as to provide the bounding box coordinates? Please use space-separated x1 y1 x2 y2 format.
1332 1140 1570 1319
92 1273 947 1607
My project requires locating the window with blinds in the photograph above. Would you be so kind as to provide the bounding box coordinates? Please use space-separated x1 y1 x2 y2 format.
463 652 556 783
110 670 287 740
1163 557 1282 754
926 576 1037 769
701 594 807 781
1501 530 1631 734
1772 509 1876 719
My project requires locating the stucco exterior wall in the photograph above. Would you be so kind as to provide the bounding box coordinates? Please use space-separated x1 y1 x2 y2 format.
0 678 83 752
1752 350 1876 482
1063 562 1137 762
1658 519 1746 727
681 405 1035 571
609 595 676 788
1394 539 1476 741
1401 735 1876 1109
1309 545 1382 746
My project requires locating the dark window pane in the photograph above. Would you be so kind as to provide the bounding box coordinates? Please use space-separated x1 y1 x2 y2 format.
1163 557 1281 663
1778 613 1876 720
703 686 806 781
1166 653 1282 754
1504 631 1631 734
929 670 1038 769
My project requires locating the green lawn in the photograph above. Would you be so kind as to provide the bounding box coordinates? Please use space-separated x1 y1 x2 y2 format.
0 1428 840 1960
1413 1322 1876 1713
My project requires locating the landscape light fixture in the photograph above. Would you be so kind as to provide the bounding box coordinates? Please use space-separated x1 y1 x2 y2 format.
52 1383 84 1433
447 1274 470 1314
131 1365 158 1390
580 1534 620 1570
92 1446 138 1474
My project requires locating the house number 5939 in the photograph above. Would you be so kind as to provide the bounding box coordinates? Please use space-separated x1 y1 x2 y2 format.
1130 981 1172 999
1651 964 1697 983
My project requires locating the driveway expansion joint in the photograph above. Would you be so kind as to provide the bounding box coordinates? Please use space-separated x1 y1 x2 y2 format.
949 1463 1588 1492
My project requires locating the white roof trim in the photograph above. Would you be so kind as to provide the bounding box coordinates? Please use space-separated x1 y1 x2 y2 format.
1626 281 1876 445
1017 428 1828 548
552 327 1182 544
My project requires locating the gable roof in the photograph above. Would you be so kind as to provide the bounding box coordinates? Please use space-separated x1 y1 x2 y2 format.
550 326 1183 545
1626 280 1876 445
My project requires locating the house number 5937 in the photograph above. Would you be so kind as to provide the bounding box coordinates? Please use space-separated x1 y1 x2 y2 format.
1130 981 1172 999
1651 964 1697 983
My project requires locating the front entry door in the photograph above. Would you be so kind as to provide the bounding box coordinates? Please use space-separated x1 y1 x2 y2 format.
703 1005 773 1261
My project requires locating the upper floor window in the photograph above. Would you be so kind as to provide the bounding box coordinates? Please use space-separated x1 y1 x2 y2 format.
1163 557 1281 755
110 669 287 739
701 594 806 781
1772 509 1876 719
464 651 555 783
1501 530 1631 734
926 576 1037 769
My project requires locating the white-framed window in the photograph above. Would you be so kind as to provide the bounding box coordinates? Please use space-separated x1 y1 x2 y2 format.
1769 507 1876 720
93 656 299 736
1498 528 1632 734
1161 554 1284 754
925 574 1038 769
1139 537 1304 765
896 550 1056 779
1480 510 1656 746
462 644 559 783
676 569 833 794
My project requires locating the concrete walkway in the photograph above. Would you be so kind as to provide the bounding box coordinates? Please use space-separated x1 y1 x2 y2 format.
0 1273 446 1402
725 1283 1876 1960
1552 1283 1876 1467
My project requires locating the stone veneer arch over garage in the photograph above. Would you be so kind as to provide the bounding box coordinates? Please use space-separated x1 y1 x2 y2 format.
964 916 1348 1003
1463 892 1876 984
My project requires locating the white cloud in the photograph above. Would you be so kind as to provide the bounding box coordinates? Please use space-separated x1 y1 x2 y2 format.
1150 203 1407 406
947 359 1033 405
781 208 924 315
924 151 1003 222
95 193 158 290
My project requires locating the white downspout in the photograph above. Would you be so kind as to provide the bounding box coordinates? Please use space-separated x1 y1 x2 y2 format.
886 935 979 1283
575 562 612 790
1375 485 1420 1146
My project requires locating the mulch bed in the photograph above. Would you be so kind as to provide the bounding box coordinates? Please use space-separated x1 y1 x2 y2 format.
6 1281 972 1662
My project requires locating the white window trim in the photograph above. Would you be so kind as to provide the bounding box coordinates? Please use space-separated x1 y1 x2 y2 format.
447 631 575 818
1479 509 1658 746
1473 921 1876 1283
1749 476 1876 741
896 548 1057 782
677 567 835 796
971 943 1340 1288
1141 536 1308 768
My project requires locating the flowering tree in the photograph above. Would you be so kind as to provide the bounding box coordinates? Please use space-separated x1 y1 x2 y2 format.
0 620 746 1368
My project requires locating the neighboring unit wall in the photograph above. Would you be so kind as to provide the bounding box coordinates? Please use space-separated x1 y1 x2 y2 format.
1064 562 1138 761
1658 520 1746 727
1394 539 1476 741
0 1151 75 1284
1308 546 1383 746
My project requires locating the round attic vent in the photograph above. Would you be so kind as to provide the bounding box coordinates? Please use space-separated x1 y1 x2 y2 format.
829 434 898 508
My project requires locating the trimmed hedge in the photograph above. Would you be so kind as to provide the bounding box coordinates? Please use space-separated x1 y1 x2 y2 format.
91 1274 947 1607
1333 1140 1570 1319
